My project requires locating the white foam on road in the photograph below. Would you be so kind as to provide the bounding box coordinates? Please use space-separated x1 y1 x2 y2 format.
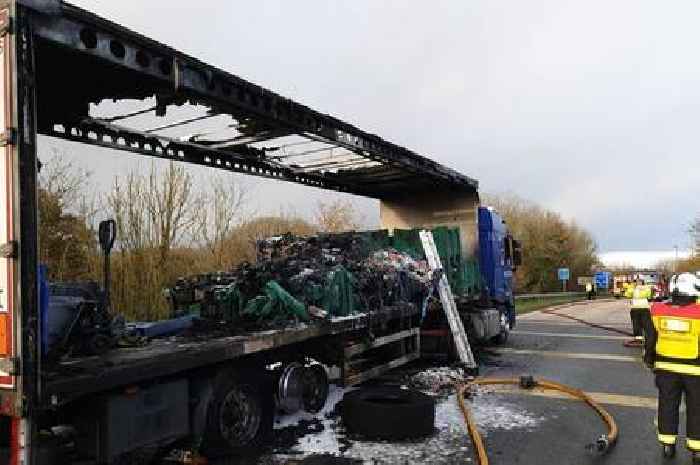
469 393 546 434
269 384 545 464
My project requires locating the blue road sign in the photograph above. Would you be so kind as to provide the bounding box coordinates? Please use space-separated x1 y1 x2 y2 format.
595 271 611 289
558 268 570 281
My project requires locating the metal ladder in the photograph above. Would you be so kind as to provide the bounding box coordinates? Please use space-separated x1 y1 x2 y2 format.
419 230 476 368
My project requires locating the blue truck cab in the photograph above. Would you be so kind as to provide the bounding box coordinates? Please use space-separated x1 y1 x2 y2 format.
478 206 521 332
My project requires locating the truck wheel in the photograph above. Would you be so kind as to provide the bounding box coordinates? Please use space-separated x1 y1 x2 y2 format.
491 313 510 345
342 387 435 439
202 371 273 457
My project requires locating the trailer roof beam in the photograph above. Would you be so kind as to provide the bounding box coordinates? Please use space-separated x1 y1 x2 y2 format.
29 1 478 198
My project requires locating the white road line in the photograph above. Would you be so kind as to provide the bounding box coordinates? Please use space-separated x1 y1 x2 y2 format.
492 348 639 363
486 385 658 409
518 320 632 329
511 331 629 341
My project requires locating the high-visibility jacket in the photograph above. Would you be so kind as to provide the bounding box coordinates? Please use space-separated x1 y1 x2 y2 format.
585 283 593 292
631 285 652 309
646 302 700 376
623 283 634 299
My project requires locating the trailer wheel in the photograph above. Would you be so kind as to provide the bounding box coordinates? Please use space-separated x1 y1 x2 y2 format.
342 387 435 439
202 371 273 457
491 312 510 345
303 364 329 413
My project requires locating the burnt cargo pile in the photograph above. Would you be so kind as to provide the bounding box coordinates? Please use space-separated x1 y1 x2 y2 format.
170 230 445 328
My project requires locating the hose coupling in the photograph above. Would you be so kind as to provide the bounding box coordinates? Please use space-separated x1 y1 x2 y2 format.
519 375 537 389
587 434 611 454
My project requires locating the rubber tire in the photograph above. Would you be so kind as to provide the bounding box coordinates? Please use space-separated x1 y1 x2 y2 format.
491 328 509 345
201 371 273 458
342 387 435 439
491 313 510 346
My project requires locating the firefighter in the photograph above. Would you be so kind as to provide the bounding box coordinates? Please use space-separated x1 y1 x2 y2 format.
630 279 652 340
624 280 634 299
643 272 700 462
586 281 594 300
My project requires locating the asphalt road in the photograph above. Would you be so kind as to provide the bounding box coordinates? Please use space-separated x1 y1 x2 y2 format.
478 298 688 465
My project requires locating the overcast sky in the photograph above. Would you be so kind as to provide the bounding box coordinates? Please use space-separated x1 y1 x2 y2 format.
60 0 699 253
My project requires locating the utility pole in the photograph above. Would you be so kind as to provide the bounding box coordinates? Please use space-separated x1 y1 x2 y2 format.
674 245 678 273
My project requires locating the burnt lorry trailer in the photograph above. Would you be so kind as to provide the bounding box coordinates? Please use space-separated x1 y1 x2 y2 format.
0 1 520 463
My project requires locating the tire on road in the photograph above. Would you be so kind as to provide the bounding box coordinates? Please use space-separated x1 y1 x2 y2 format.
202 370 273 458
342 386 435 440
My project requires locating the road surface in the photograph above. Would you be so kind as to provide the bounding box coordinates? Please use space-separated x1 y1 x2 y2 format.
479 298 684 465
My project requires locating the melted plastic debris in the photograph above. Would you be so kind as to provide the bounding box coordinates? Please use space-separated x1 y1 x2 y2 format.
408 366 466 395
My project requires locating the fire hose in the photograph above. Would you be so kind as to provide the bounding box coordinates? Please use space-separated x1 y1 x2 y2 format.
456 375 619 465
541 306 633 337
541 305 643 347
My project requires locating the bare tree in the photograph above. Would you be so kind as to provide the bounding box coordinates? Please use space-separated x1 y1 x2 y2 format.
315 199 360 233
108 161 200 261
198 175 250 268
106 162 201 319
691 215 700 257
146 162 199 266
39 149 93 210
38 151 97 281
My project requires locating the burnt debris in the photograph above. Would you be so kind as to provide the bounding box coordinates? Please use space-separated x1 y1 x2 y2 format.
169 231 432 327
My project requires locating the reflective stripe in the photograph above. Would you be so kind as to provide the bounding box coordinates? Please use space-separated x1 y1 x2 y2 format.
655 361 700 376
663 319 691 332
658 433 677 445
688 438 700 451
652 314 700 360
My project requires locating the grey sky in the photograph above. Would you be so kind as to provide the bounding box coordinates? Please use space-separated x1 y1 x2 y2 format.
59 0 699 253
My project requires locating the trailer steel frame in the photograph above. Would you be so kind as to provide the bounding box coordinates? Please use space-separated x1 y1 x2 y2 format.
0 2 481 463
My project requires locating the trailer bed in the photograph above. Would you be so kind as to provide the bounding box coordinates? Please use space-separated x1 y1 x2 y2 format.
42 305 419 407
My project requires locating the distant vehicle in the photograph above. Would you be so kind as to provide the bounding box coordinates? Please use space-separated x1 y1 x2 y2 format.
637 271 659 285
635 271 668 301
613 271 668 301
613 275 634 299
652 274 669 301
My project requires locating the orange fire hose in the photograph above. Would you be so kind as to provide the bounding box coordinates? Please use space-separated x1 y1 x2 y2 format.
456 376 619 465
456 382 489 464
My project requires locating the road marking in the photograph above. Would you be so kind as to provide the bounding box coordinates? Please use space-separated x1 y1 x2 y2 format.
518 319 632 329
492 348 639 363
520 320 631 327
511 331 629 341
486 385 658 409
